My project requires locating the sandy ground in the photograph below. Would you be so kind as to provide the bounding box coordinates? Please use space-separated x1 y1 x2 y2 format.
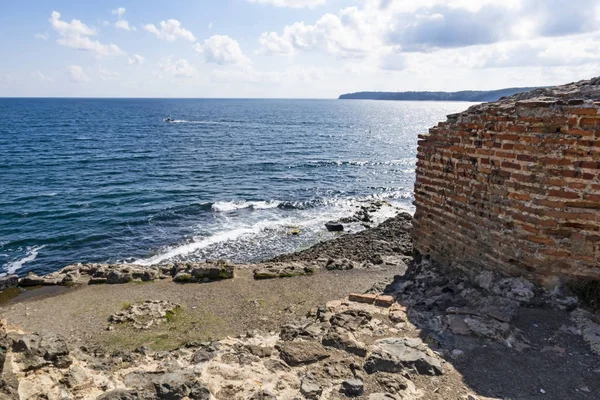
0 267 403 352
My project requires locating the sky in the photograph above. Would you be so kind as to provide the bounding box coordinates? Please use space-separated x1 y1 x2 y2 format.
1 0 600 98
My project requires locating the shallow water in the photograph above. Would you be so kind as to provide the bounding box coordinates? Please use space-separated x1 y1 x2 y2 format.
0 98 472 275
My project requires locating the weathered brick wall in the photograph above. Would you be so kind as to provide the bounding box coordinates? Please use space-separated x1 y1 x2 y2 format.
413 78 600 281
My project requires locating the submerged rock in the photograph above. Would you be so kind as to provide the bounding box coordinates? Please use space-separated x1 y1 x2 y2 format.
0 275 19 292
325 221 344 232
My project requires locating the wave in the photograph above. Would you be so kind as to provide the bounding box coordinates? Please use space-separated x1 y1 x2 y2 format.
211 200 282 213
300 159 416 168
133 218 295 266
4 245 45 275
169 120 233 126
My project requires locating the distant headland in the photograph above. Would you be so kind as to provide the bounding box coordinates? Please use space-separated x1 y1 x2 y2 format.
338 87 539 102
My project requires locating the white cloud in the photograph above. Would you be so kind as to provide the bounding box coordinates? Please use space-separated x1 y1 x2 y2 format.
208 22 213 29
67 65 90 83
128 54 145 66
144 20 196 42
32 71 52 82
113 7 136 31
35 32 49 41
98 65 120 81
257 6 386 58
157 57 197 78
195 35 251 65
258 0 600 67
112 7 126 17
49 11 124 57
116 20 135 31
247 0 326 8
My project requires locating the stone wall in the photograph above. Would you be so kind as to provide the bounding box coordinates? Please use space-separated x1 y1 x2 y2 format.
413 77 600 281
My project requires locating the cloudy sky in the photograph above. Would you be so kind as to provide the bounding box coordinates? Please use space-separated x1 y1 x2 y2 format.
2 0 600 98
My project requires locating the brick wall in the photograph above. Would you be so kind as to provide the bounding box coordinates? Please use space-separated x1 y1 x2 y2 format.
413 78 600 281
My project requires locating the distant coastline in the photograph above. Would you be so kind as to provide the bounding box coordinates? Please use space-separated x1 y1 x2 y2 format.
338 87 539 102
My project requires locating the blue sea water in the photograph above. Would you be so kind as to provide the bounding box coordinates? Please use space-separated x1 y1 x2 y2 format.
0 98 471 276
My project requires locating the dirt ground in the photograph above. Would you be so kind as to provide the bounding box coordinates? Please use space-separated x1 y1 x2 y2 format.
0 267 402 352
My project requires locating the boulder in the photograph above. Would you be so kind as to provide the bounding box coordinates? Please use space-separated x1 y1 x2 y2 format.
322 328 367 357
364 337 443 376
96 389 145 400
325 221 344 232
325 258 355 271
153 372 211 399
276 341 330 366
300 377 323 399
106 270 133 284
0 275 18 292
12 333 72 371
330 309 372 331
340 379 364 397
250 390 278 400
254 263 316 280
19 272 55 287
191 264 234 281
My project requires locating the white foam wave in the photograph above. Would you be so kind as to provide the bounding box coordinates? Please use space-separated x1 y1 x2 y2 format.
170 120 232 126
134 218 293 266
5 245 45 274
211 200 281 213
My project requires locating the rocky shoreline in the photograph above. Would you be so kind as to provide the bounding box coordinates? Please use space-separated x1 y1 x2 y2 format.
1 211 599 399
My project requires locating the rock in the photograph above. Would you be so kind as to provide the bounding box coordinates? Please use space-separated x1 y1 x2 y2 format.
254 263 316 280
368 394 399 400
474 270 494 290
388 309 406 323
96 389 144 400
245 344 273 358
192 349 215 363
572 309 600 356
463 316 510 340
451 349 465 359
322 328 367 357
325 221 344 232
153 373 211 399
61 271 81 285
491 277 535 302
89 277 108 285
340 379 364 397
364 337 443 376
12 333 72 371
300 377 323 399
62 365 89 389
191 263 234 281
277 341 330 366
325 258 356 271
19 272 55 287
330 309 372 331
370 254 384 265
106 270 132 284
109 300 180 330
250 390 278 400
173 272 194 283
280 321 323 341
0 275 18 292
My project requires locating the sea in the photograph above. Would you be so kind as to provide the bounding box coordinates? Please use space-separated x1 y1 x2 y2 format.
0 98 472 276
